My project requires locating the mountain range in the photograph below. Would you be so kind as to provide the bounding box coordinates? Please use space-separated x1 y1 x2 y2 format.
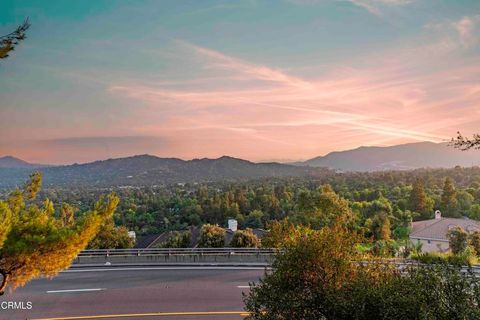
1 141 479 188
0 155 325 188
0 156 47 169
300 142 480 171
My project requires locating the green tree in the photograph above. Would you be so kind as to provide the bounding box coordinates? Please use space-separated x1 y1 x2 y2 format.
456 190 474 216
158 231 191 248
244 221 366 319
244 223 480 320
296 185 356 229
230 229 260 248
244 210 264 229
198 224 225 248
0 172 119 295
88 222 134 249
469 231 480 256
371 239 397 257
370 212 391 241
261 219 314 248
469 204 480 220
441 177 458 217
0 19 30 60
447 226 468 254
392 209 413 240
408 179 433 219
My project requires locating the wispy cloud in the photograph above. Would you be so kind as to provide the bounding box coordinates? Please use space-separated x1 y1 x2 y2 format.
288 0 412 16
176 40 314 90
109 35 479 161
454 15 480 47
350 0 413 16
426 14 480 48
3 0 480 163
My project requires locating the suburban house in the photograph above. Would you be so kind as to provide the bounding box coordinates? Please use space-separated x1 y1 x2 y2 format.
410 210 480 253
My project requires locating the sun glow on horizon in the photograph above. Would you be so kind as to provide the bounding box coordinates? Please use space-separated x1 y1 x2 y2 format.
1 1 479 164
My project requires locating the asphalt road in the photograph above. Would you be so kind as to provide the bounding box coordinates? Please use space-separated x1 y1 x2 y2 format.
0 267 266 320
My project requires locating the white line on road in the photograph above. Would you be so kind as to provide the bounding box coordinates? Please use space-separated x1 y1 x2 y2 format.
237 286 250 288
46 288 105 294
63 266 269 273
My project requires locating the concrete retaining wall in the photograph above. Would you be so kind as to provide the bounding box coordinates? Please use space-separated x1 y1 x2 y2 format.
73 253 274 266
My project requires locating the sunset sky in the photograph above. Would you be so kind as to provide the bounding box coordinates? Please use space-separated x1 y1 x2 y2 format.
1 0 479 164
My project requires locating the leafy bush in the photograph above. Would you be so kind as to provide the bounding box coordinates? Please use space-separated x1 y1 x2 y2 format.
371 239 398 257
88 223 134 249
469 231 480 256
356 243 372 253
447 226 468 254
261 219 314 248
198 224 225 248
410 249 477 266
411 252 448 265
159 231 191 248
230 229 260 248
244 222 480 320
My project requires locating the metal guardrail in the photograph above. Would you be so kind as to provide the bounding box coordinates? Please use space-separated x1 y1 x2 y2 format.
76 250 480 273
78 248 277 257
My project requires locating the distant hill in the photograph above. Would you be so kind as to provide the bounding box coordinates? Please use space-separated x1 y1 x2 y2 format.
0 155 326 188
299 142 480 171
0 156 46 169
2 142 480 188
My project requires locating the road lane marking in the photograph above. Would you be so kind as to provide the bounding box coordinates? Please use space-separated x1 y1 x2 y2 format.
237 285 250 288
46 288 105 294
31 311 251 319
63 266 269 273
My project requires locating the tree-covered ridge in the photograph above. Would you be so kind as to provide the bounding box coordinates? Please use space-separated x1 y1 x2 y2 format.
0 155 328 188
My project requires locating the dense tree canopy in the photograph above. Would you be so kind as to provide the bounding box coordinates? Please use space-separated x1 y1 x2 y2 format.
21 166 480 254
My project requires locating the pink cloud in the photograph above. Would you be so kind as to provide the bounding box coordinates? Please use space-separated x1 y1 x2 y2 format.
6 29 479 164
105 38 480 161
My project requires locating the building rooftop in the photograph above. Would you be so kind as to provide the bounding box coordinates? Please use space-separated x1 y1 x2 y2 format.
411 217 480 241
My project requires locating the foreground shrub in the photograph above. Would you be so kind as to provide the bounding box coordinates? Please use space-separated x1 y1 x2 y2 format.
244 222 480 320
0 173 119 295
